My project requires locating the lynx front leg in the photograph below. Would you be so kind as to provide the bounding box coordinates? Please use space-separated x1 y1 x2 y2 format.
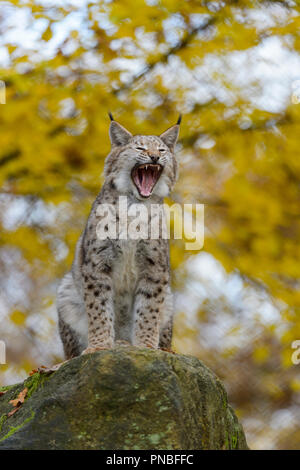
132 277 168 349
159 286 174 350
159 317 173 350
82 273 115 353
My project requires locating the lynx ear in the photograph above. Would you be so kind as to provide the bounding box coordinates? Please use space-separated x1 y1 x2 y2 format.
109 120 132 147
159 116 181 150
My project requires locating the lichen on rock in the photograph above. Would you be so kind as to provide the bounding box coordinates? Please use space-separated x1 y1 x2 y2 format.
0 347 248 450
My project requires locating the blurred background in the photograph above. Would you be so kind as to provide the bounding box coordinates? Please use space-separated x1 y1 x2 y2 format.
0 0 300 450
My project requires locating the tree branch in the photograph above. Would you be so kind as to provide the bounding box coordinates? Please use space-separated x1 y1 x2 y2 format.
113 17 215 96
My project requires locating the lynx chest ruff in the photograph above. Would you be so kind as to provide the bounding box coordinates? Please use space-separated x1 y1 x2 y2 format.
113 240 138 294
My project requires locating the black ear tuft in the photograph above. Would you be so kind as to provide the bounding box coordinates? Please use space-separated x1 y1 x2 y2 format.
177 114 182 125
108 112 114 121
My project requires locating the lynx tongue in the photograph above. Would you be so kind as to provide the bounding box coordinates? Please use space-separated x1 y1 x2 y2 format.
133 164 162 197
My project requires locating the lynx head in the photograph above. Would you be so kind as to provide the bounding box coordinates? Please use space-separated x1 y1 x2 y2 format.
104 115 180 201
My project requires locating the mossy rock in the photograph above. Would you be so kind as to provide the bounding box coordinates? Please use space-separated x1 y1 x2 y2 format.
0 347 248 450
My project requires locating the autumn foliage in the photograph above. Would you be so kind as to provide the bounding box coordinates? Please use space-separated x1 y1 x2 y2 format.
0 0 299 449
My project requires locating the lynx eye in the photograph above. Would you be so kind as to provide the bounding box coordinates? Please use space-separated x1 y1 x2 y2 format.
159 148 166 153
136 146 146 151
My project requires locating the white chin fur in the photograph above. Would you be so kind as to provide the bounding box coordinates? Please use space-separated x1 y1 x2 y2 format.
114 168 132 194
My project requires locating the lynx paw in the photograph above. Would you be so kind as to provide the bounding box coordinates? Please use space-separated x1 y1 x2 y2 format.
159 347 176 354
134 342 158 349
81 346 110 355
115 340 131 348
37 360 68 374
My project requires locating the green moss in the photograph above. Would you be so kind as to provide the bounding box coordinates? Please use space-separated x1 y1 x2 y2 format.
224 430 229 449
0 385 15 393
0 372 50 445
148 433 164 445
0 410 35 442
24 372 49 398
232 434 238 449
0 414 7 433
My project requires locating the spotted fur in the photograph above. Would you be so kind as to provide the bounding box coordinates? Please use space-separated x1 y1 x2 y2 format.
57 119 180 358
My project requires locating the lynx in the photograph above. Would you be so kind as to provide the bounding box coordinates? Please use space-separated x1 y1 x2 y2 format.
57 115 181 358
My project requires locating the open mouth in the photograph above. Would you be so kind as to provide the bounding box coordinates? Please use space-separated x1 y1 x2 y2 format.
131 163 163 198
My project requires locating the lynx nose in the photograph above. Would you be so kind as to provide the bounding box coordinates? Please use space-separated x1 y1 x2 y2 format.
150 155 159 163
